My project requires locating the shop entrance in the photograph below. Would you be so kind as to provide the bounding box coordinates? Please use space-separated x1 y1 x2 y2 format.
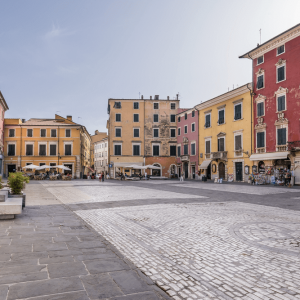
235 162 243 181
192 166 195 179
207 163 211 180
219 162 225 179
178 167 181 178
64 164 73 176
184 163 188 179
8 164 16 174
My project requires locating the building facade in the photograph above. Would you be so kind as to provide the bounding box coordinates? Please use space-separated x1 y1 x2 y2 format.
0 92 9 177
240 23 300 184
94 137 108 174
107 95 180 178
196 84 253 182
90 130 107 171
4 114 91 178
176 108 199 179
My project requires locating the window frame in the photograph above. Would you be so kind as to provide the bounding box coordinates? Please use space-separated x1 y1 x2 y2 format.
192 110 195 118
115 113 121 122
40 129 46 137
64 143 72 156
65 129 71 137
184 113 187 120
277 44 285 56
170 103 176 110
114 143 122 156
178 127 181 136
115 127 122 137
170 128 176 138
257 100 265 117
276 64 286 83
204 113 211 128
133 128 140 138
38 143 47 156
276 94 287 112
218 108 225 125
133 114 139 122
183 144 189 155
191 122 195 132
217 137 225 152
184 125 188 134
132 143 140 156
8 129 15 137
153 114 159 123
234 102 243 121
153 128 159 138
7 143 16 156
152 144 160 156
27 129 33 137
178 116 181 122
51 129 57 138
257 55 264 65
133 102 139 109
256 130 266 150
234 132 243 157
153 103 159 110
191 142 196 156
170 145 176 156
25 143 34 156
256 73 264 90
49 143 57 156
276 126 288 146
170 114 176 123
177 145 181 157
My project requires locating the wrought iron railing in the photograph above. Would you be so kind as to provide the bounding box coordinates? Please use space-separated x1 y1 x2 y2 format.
287 141 300 151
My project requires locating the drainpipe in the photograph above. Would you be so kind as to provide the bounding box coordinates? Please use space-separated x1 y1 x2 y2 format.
20 125 22 171
57 126 60 166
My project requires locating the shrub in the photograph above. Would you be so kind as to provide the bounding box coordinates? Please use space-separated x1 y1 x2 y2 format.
7 172 29 195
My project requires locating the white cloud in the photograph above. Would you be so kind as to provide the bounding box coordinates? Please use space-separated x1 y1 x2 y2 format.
44 24 75 40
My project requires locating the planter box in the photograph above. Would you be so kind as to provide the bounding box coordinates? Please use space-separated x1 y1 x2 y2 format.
8 192 26 209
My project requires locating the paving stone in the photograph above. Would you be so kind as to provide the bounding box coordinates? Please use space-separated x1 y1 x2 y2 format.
48 250 83 258
74 251 117 261
0 258 38 268
53 236 79 243
81 274 123 299
33 242 68 252
0 254 11 262
0 285 8 300
48 262 88 278
0 271 48 285
22 291 90 300
67 241 105 249
0 264 46 276
0 239 11 245
11 251 48 261
84 258 130 274
0 244 32 253
111 291 160 300
7 277 84 300
39 256 74 264
11 237 52 245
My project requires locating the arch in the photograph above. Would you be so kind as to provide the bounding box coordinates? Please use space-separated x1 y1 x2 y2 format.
169 164 177 178
152 163 161 176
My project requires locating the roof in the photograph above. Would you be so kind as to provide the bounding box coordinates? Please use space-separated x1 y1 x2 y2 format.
23 118 81 126
239 23 300 59
0 91 9 111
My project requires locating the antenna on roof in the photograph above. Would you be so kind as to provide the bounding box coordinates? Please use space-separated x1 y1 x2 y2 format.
139 92 140 99
259 28 261 45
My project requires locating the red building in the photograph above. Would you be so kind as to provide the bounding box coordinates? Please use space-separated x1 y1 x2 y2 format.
240 23 300 184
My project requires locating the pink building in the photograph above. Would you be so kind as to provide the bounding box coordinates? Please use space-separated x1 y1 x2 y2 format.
0 92 9 176
176 108 199 179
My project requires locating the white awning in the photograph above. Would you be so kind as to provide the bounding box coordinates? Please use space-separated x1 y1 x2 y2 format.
199 160 212 169
249 152 289 161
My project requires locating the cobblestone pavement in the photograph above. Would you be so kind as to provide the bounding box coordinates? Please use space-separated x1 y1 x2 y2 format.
41 179 300 300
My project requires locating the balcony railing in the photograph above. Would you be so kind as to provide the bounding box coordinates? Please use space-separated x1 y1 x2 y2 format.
205 153 211 159
256 147 266 154
277 145 287 152
287 141 300 151
180 155 189 162
211 151 228 160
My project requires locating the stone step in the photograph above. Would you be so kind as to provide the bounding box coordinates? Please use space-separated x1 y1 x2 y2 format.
0 198 22 219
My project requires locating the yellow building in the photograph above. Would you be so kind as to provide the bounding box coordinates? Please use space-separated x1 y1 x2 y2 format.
90 130 108 171
107 98 145 178
196 84 254 182
4 114 91 178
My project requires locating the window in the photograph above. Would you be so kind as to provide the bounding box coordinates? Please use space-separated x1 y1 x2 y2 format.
51 129 56 137
8 144 15 156
234 104 242 120
114 102 121 108
26 144 33 156
257 74 264 89
257 56 264 65
116 114 121 122
205 140 210 154
277 65 285 82
153 128 159 138
178 128 181 136
41 129 46 137
218 138 225 151
153 145 159 156
277 128 286 145
65 144 72 155
114 144 121 155
133 102 139 109
185 113 187 120
277 95 286 111
184 144 188 155
39 144 46 156
277 45 285 55
178 116 181 122
133 128 139 137
133 114 139 122
235 135 242 151
257 132 265 148
133 145 140 156
170 103 176 109
170 115 176 122
177 146 181 156
191 123 195 132
153 114 158 122
50 144 57 156
9 129 15 137
170 145 176 156
66 129 71 137
257 102 264 117
191 143 196 156
192 111 195 117
154 103 159 109
27 129 33 137
170 128 176 137
205 114 210 128
184 125 188 134
115 128 121 137
218 110 225 124
50 163 56 170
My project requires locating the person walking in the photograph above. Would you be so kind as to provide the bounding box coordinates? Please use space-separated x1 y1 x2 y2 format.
101 171 105 182
99 173 102 182
145 171 147 180
180 174 184 182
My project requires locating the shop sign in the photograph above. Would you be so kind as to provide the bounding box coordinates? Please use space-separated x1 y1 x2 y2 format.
228 174 234 182
244 165 249 175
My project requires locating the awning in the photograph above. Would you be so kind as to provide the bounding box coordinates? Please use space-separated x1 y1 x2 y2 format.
199 159 212 170
249 151 289 161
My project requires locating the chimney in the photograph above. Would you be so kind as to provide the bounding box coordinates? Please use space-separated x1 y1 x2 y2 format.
176 94 179 100
167 96 169 100
22 119 26 123
95 130 99 135
66 115 72 121
154 95 159 100
141 95 143 99
150 96 152 100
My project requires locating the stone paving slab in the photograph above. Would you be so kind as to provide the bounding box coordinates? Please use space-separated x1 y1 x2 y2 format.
0 182 169 300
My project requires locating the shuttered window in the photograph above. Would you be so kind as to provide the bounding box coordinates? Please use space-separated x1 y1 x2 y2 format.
184 126 187 134
115 128 121 137
205 114 210 128
153 129 159 137
153 114 158 122
257 102 264 117
170 145 176 156
277 66 285 82
257 56 263 64
116 114 121 122
277 45 285 55
235 135 242 151
257 75 264 89
218 138 225 151
114 145 121 155
218 110 224 124
191 123 195 132
65 145 72 155
277 128 286 145
170 129 176 137
9 129 15 137
66 129 71 137
178 128 181 136
153 145 159 156
177 146 181 157
51 129 56 137
133 114 139 122
39 145 46 156
133 129 139 137
41 129 46 137
8 145 15 156
278 95 285 111
191 143 196 155
257 132 265 148
26 144 33 156
184 144 188 155
205 140 210 154
170 115 176 122
154 103 159 109
133 145 140 156
133 102 139 109
27 129 33 137
234 104 242 120
50 145 56 156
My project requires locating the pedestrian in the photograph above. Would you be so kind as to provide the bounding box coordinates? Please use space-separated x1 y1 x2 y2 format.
145 171 147 180
120 172 123 180
99 173 102 182
102 171 105 182
180 175 184 182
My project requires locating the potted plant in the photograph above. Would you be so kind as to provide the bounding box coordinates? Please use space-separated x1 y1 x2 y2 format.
7 172 29 208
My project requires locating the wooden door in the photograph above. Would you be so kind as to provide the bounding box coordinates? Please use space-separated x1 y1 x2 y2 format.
219 162 225 179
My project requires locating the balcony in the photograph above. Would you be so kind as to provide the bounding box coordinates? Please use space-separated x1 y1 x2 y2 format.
276 145 287 152
180 155 189 162
287 141 300 151
211 151 228 161
256 147 266 154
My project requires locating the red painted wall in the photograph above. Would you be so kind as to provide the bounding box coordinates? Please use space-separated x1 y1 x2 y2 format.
145 157 177 177
253 35 300 152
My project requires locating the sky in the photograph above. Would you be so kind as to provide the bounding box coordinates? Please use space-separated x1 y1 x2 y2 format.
1 0 300 134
